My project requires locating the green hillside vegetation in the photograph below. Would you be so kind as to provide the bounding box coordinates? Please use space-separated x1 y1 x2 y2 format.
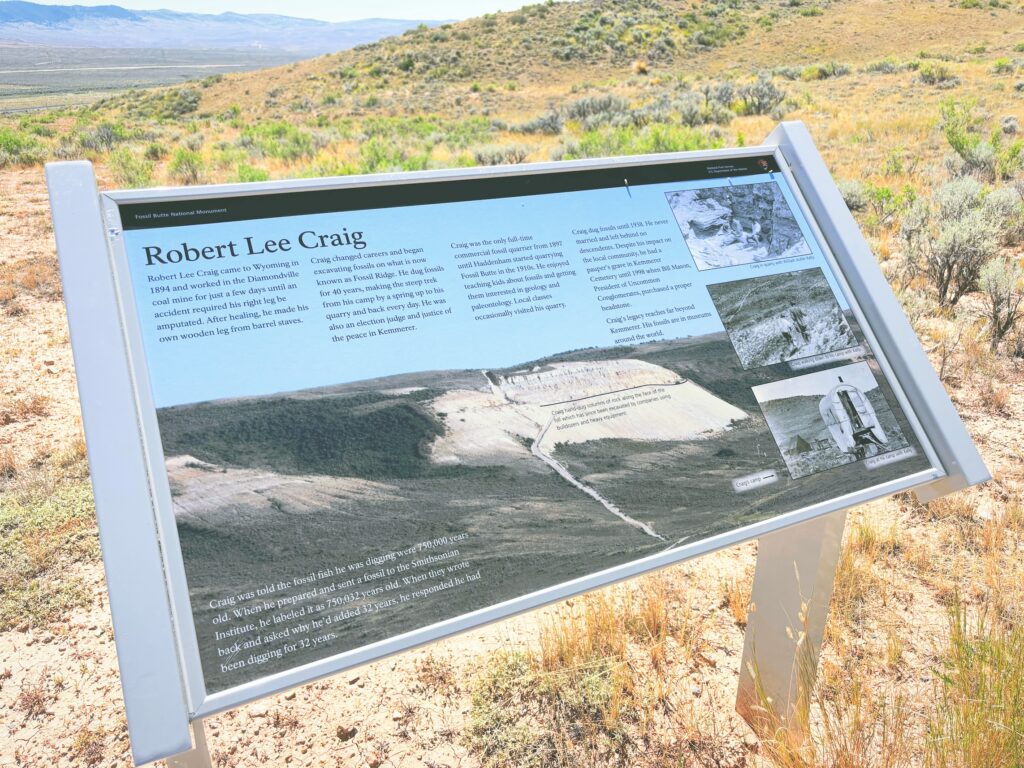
157 391 447 479
0 0 834 178
336 0 834 80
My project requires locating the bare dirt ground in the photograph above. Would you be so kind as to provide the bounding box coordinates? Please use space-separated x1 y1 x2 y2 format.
1 143 1022 768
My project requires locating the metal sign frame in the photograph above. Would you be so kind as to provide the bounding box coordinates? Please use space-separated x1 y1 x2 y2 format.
46 121 987 765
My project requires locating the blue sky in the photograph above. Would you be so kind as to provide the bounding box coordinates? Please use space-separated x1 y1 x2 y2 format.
120 174 836 407
26 1 535 22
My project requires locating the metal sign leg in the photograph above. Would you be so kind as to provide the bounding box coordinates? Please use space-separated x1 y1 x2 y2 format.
164 720 211 768
736 510 847 739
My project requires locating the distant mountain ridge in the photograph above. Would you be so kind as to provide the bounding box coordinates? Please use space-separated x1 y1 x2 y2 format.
0 1 445 54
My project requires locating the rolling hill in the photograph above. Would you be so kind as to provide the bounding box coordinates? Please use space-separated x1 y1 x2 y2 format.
0 2 442 53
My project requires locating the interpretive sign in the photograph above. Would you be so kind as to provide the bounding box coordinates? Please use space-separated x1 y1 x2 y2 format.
47 122 988 764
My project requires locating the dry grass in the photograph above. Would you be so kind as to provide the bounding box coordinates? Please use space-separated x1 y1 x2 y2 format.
719 569 753 629
926 603 1024 768
0 393 50 426
0 257 61 302
69 725 108 766
14 670 56 720
414 654 459 697
0 446 16 479
466 573 737 768
0 449 97 631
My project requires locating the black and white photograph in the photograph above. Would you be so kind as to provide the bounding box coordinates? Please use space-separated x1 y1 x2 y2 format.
706 267 860 369
157 338 928 692
666 181 813 270
752 361 913 480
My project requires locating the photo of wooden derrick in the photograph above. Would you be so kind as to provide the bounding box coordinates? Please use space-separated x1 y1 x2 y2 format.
783 378 888 462
819 376 888 459
753 362 908 479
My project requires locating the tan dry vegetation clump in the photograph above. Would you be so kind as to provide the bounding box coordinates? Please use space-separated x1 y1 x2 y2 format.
2 0 1024 765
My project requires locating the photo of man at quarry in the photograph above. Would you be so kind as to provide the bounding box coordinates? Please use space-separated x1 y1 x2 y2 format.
666 181 813 270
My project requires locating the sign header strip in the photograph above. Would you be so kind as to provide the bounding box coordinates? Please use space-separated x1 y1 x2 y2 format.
117 155 781 230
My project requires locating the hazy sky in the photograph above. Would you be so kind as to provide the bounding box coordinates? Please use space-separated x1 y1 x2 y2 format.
26 1 533 22
753 363 879 402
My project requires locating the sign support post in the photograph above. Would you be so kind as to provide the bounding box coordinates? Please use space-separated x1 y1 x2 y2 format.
165 721 211 768
736 510 847 738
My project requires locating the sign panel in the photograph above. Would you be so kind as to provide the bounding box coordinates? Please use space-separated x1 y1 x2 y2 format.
52 129 991 762
102 150 941 704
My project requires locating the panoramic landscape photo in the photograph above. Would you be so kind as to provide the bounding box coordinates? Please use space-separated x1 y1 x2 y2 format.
156 334 932 691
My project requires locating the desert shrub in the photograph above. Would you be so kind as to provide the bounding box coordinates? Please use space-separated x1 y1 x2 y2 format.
513 110 563 135
235 164 270 183
18 118 52 137
837 179 869 211
357 138 429 173
982 185 1024 244
78 122 128 152
0 127 44 167
928 209 997 307
701 80 735 110
182 133 204 152
144 142 167 161
556 124 722 160
737 72 785 115
564 94 632 126
910 174 1022 304
898 197 932 283
801 61 850 80
169 148 204 185
864 58 905 74
440 117 492 149
865 182 916 230
465 652 546 767
942 99 1024 180
1002 116 1020 135
671 85 736 127
467 599 642 767
936 176 984 220
919 62 960 87
676 93 705 127
979 257 1024 351
774 65 803 80
473 144 530 165
50 136 81 161
992 57 1015 74
0 466 97 631
109 148 153 189
238 121 317 161
149 86 201 119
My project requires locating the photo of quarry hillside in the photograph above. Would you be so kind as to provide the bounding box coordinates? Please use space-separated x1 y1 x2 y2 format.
667 181 812 270
707 267 860 369
156 336 932 692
